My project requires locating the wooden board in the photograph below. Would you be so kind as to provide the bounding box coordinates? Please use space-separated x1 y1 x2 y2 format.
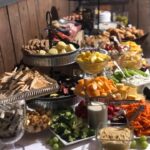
0 7 16 71
26 0 40 38
18 0 32 44
7 3 24 64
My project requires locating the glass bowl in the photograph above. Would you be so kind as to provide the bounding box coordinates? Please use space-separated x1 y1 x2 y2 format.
96 123 133 150
76 48 110 75
119 60 142 70
77 60 109 75
0 99 26 150
25 106 52 133
118 52 143 69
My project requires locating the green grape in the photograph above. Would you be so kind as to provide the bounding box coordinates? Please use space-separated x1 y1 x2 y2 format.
130 140 137 149
50 140 54 146
139 136 147 142
52 137 59 143
53 143 60 150
47 138 53 146
140 141 148 149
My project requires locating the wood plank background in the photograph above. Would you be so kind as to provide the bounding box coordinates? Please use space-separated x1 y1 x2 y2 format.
0 0 150 73
128 0 150 58
0 0 75 73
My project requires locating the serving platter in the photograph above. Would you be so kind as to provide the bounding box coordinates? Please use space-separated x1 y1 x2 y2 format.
26 95 77 110
0 85 59 105
49 128 95 146
23 48 79 67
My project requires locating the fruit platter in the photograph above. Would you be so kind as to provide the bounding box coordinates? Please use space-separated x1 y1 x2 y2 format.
23 40 79 67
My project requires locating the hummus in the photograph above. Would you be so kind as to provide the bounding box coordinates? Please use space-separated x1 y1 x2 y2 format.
97 126 132 150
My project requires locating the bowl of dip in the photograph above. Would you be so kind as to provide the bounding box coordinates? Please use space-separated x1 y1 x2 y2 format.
96 123 133 150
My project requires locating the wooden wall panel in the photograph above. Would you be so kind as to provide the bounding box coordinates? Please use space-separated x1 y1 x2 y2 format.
138 0 150 32
52 0 74 18
26 0 40 38
0 7 16 71
68 1 78 14
0 47 4 73
52 0 59 12
7 3 24 64
35 0 52 38
0 0 75 72
59 0 69 17
128 0 138 26
18 0 32 44
128 0 150 57
138 0 150 58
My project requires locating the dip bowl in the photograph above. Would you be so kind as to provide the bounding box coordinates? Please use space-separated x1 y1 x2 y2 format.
96 123 133 150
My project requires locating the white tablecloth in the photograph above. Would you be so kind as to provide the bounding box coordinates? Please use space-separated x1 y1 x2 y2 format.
16 130 98 150
1 130 150 150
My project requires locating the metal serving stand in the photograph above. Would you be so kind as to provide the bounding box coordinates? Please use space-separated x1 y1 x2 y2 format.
23 49 79 67
22 11 80 110
23 11 79 67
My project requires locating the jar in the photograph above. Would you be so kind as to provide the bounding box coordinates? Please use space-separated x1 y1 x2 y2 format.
87 102 107 129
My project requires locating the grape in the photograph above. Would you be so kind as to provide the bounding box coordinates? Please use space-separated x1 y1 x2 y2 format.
50 140 54 145
140 141 148 149
47 139 53 145
130 140 137 149
114 106 120 112
139 136 147 142
53 143 60 150
52 137 59 143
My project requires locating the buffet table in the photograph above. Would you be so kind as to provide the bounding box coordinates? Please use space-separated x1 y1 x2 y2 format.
9 130 150 150
0 19 150 150
16 130 98 150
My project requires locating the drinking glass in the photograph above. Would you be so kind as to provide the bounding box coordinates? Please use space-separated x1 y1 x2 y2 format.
88 101 108 129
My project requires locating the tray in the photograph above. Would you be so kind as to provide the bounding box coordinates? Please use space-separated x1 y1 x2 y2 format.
23 49 79 67
27 95 77 110
80 95 139 105
23 47 108 67
0 83 59 105
49 128 95 146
